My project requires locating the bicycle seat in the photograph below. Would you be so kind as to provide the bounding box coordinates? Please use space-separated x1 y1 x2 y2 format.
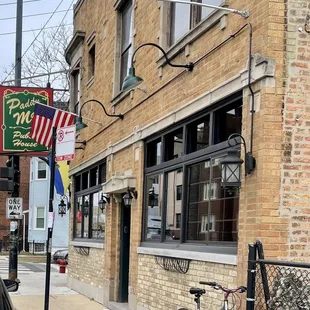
189 287 206 295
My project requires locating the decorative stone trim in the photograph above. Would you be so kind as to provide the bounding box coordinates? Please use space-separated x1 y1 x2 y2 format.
70 240 104 249
137 247 237 265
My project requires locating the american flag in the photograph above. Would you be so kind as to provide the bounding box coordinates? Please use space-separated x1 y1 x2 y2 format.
30 103 74 148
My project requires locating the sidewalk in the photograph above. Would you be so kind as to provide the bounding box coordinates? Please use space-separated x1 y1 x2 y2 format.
8 267 106 310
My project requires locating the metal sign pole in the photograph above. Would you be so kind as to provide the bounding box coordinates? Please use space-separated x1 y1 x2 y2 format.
44 127 56 310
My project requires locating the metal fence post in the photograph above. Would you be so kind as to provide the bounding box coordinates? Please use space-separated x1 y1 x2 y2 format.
246 243 257 310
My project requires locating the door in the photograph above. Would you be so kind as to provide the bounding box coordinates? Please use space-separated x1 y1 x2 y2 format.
119 200 131 302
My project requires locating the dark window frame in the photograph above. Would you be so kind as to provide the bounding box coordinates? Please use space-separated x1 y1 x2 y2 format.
73 161 106 241
142 93 242 252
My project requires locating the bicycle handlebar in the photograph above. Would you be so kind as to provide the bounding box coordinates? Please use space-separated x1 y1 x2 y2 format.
199 281 217 286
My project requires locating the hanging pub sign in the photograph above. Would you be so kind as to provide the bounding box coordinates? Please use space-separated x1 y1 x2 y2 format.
0 86 53 155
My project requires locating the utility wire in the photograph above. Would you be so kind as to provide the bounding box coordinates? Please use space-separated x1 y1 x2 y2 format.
30 0 75 83
0 23 72 36
0 9 73 21
0 0 40 6
2 0 66 83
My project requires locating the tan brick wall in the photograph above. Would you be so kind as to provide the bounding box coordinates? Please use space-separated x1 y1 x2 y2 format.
137 254 237 310
68 245 105 288
280 0 310 261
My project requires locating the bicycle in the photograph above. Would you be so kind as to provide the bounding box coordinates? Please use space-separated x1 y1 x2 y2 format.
180 281 247 310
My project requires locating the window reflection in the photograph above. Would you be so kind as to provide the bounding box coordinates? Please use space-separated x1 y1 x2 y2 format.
165 169 183 241
187 158 239 242
92 192 105 239
75 197 82 238
146 175 163 241
165 128 183 160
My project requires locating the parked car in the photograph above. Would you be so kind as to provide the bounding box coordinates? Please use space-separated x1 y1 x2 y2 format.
53 249 68 264
0 277 19 309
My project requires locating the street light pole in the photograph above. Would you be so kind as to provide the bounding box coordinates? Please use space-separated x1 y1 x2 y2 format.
9 0 23 281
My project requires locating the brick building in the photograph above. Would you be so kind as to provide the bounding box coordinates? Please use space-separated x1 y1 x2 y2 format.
65 0 310 309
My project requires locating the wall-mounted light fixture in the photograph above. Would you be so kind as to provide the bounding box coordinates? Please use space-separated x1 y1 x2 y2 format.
158 0 249 18
76 99 124 131
122 188 138 208
58 198 67 217
220 133 256 188
98 193 110 212
122 42 194 92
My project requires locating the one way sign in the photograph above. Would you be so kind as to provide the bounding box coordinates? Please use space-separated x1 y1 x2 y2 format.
6 197 23 220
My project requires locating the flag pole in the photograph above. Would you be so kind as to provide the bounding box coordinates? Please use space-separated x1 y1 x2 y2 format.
44 126 56 310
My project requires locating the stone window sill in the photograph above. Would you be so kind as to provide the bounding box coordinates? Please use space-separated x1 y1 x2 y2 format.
137 245 237 265
71 240 104 249
157 9 227 68
111 89 131 107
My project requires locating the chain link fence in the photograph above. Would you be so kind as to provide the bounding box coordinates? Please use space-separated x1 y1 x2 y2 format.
254 257 310 309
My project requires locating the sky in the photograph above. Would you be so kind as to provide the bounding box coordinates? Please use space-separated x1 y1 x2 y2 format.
0 0 75 82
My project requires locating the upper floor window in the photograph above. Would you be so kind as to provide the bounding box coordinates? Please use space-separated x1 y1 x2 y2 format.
170 0 222 46
35 206 45 229
71 64 81 117
37 161 47 179
120 1 133 89
89 44 96 79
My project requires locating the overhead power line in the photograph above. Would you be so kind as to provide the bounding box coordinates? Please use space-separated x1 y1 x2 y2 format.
30 0 75 81
2 0 66 83
0 9 73 21
0 0 40 6
0 23 72 36
1 69 68 84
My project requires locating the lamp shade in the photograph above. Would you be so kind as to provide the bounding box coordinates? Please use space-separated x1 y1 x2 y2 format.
220 150 244 188
122 67 143 92
76 116 88 131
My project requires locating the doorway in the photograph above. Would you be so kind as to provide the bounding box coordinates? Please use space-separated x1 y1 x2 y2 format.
118 199 131 302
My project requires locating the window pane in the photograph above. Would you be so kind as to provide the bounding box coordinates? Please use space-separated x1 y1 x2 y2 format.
36 218 44 229
145 174 163 241
83 195 90 238
92 192 105 239
213 101 242 144
187 161 210 241
147 139 162 167
164 128 183 161
176 185 182 201
75 175 81 192
75 197 82 238
170 3 190 45
166 169 183 241
90 167 98 187
99 163 106 184
38 162 45 170
121 1 133 52
89 45 96 77
201 0 221 20
38 170 46 179
120 50 130 88
82 172 89 190
187 115 210 153
37 207 44 218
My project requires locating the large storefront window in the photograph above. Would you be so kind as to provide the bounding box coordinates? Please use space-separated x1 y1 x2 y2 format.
143 94 242 247
74 162 106 240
